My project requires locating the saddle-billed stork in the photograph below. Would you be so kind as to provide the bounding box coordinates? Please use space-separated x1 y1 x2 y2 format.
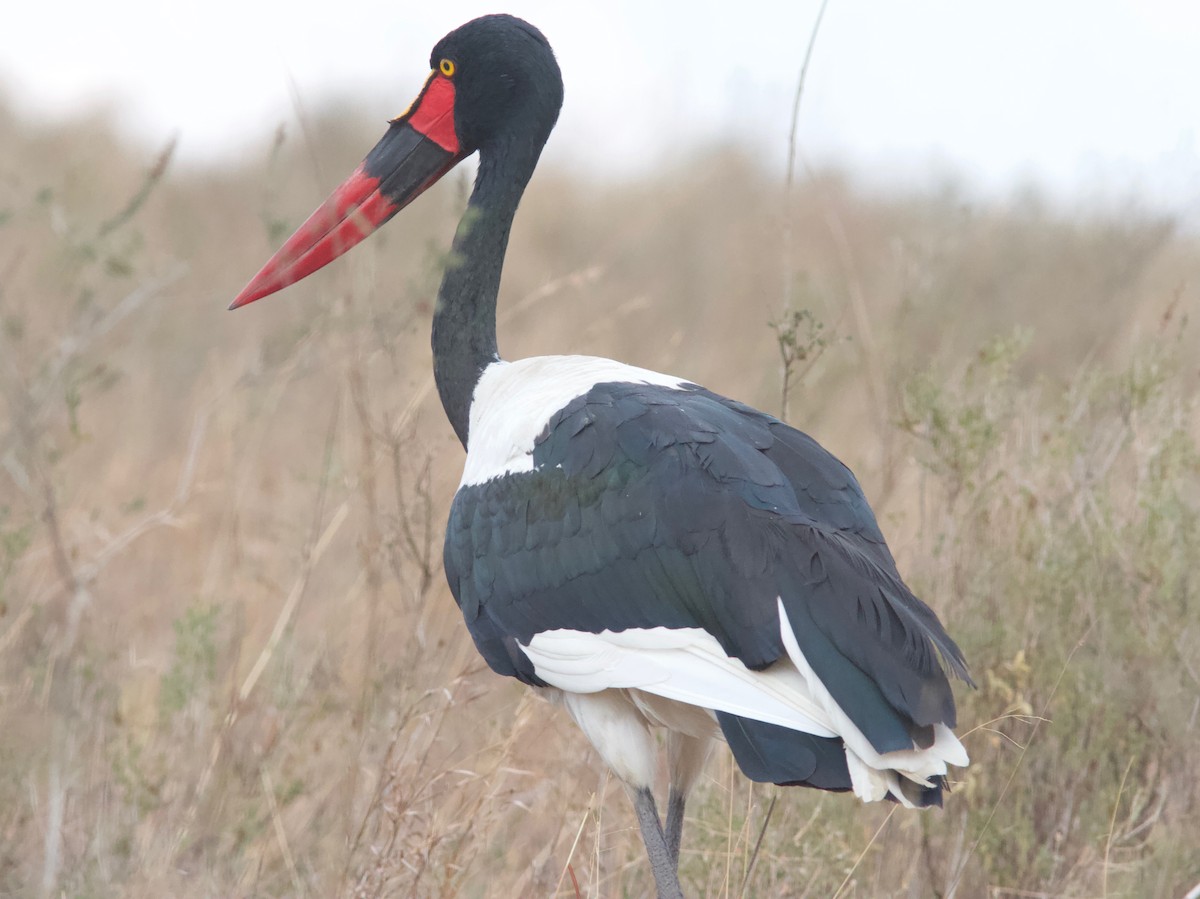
231 15 972 898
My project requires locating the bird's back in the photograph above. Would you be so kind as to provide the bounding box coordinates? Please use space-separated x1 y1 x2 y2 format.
443 355 969 805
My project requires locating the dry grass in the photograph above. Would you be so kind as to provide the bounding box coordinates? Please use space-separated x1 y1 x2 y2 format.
1 97 1198 898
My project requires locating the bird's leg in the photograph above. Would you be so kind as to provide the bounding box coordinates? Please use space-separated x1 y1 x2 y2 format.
556 691 685 896
628 785 684 899
664 786 687 872
665 732 713 873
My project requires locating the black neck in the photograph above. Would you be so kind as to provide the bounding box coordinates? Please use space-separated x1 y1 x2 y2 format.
432 139 539 448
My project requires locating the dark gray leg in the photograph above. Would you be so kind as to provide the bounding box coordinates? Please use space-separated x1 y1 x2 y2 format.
665 786 686 872
665 731 712 875
629 786 684 899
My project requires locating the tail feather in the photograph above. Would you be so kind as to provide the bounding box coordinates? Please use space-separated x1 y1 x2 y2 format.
712 599 970 809
716 711 950 807
716 712 851 792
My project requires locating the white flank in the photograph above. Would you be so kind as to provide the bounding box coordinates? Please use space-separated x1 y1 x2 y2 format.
527 612 969 807
522 627 837 738
546 688 661 788
460 355 687 487
776 599 969 808
541 686 718 792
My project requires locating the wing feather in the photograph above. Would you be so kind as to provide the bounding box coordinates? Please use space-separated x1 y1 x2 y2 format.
444 381 970 758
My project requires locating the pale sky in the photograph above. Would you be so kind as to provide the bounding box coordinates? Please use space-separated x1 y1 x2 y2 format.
4 0 1199 222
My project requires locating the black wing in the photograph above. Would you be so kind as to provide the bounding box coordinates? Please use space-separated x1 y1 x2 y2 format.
443 382 970 757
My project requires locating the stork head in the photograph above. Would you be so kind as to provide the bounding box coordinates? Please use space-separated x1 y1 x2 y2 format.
230 14 562 309
431 14 562 157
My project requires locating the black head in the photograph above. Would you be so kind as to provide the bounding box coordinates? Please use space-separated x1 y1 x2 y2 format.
430 14 563 156
230 15 562 309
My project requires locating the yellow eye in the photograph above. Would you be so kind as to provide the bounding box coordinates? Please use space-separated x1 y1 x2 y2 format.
439 58 456 77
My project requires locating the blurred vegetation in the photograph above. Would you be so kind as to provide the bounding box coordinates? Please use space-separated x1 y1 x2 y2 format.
1 94 1197 898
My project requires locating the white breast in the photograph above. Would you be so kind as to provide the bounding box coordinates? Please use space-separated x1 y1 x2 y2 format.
459 355 687 487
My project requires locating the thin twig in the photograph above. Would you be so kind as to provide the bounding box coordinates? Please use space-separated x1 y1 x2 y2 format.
959 712 1047 740
261 765 304 896
348 359 384 734
778 0 832 420
243 402 343 708
818 200 891 487
75 408 209 586
553 793 595 897
1102 755 1137 898
179 400 345 855
782 0 832 312
387 435 435 597
285 71 326 189
239 499 349 707
724 760 736 897
0 603 34 656
830 805 896 899
40 722 67 898
96 135 178 238
945 624 1093 898
738 792 777 898
0 265 187 467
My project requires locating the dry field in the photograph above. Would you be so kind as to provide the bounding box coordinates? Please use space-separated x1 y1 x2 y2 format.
1 96 1198 897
